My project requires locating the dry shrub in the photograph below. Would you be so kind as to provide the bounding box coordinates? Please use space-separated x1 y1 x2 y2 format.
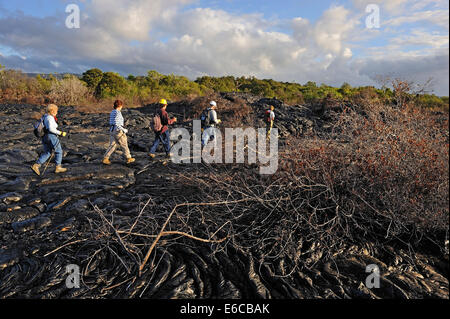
49 76 90 106
0 69 41 102
177 100 448 271
187 94 252 127
281 102 449 241
75 96 143 114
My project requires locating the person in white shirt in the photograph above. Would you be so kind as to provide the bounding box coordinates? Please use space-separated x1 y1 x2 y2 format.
202 101 222 147
265 105 275 140
31 104 68 175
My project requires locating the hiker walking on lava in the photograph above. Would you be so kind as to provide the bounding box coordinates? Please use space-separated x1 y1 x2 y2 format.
265 105 275 140
149 99 177 158
102 100 135 165
201 101 221 147
31 104 68 176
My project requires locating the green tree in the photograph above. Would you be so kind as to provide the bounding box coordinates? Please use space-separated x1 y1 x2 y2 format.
36 74 54 94
305 81 317 88
96 72 128 98
81 68 103 90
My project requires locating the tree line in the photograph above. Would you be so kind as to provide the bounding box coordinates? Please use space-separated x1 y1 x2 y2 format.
0 64 448 111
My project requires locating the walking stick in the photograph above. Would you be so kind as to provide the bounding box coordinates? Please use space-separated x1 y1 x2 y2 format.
158 134 171 155
41 138 61 177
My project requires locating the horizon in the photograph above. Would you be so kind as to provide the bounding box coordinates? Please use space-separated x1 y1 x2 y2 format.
0 0 448 95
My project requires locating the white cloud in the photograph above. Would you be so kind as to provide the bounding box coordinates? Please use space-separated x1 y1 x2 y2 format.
391 29 449 48
0 1 448 95
385 9 449 29
86 0 193 41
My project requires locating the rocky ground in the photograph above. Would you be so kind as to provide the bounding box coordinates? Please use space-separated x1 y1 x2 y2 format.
0 95 448 299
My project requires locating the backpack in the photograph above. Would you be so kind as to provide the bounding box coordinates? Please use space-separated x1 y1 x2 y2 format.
265 110 272 123
150 112 163 133
200 108 211 128
33 115 47 138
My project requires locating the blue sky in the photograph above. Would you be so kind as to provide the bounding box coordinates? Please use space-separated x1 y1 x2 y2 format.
0 0 448 94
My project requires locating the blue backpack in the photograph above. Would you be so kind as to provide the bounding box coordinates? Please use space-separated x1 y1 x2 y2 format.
33 115 47 138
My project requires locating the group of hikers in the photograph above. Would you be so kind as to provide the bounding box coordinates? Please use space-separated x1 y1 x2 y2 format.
30 99 276 176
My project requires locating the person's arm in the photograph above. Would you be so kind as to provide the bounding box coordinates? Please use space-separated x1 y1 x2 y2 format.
46 115 62 136
161 110 177 125
168 117 177 125
115 111 127 133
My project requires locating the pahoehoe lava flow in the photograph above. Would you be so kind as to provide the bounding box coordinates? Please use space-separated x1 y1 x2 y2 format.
0 94 448 299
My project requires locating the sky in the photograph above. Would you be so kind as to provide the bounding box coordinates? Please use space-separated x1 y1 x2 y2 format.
0 0 448 95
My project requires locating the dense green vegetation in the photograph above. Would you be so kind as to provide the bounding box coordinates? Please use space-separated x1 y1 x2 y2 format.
0 64 448 111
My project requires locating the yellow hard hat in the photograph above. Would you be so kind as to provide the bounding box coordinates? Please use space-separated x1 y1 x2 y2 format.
159 99 168 105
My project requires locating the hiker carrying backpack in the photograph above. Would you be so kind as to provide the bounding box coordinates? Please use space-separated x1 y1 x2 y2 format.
200 108 211 129
265 105 275 140
265 105 275 123
149 99 177 158
265 106 275 124
31 104 68 176
201 101 221 147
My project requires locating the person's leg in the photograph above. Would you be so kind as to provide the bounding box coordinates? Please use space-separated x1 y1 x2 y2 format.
104 132 118 159
117 132 132 159
149 133 161 154
202 127 211 146
36 139 52 165
45 134 67 173
162 130 171 154
210 128 217 148
266 121 273 140
53 138 63 165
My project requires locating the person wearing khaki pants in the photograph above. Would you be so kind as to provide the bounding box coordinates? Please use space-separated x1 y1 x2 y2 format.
104 129 132 160
102 100 135 165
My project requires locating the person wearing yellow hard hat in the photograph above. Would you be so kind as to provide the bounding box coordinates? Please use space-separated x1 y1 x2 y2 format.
149 99 177 158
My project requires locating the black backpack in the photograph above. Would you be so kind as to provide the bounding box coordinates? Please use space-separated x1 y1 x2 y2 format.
33 115 47 138
200 108 211 128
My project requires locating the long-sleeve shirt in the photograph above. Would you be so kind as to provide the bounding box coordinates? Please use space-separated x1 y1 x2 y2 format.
208 109 219 126
109 109 126 132
158 108 176 134
44 114 62 136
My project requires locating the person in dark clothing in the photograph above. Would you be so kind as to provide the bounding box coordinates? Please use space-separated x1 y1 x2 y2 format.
149 99 177 158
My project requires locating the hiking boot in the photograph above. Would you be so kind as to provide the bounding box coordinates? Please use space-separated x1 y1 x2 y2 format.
55 166 67 174
102 158 111 165
126 158 136 164
149 153 156 159
31 163 41 176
